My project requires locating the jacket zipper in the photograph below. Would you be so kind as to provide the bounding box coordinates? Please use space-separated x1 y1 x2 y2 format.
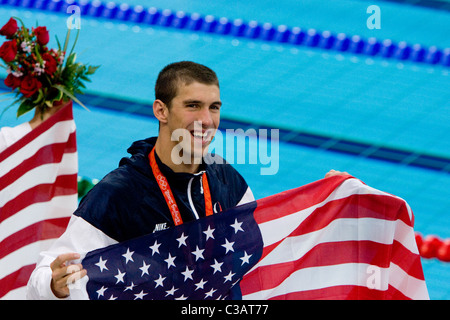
187 171 205 220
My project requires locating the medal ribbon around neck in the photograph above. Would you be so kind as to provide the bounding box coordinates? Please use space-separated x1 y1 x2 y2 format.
149 148 213 226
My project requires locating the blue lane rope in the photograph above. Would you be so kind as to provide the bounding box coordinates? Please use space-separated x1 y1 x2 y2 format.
1 0 449 68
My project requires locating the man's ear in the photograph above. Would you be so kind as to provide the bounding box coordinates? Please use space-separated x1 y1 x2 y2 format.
153 99 169 124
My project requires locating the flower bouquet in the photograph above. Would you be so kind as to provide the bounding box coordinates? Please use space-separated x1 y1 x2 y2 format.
0 17 99 118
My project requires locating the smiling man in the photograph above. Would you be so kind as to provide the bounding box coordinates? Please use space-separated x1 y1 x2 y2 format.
27 61 255 299
153 64 222 172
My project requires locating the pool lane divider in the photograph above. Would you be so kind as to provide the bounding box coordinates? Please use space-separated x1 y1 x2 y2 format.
1 0 449 68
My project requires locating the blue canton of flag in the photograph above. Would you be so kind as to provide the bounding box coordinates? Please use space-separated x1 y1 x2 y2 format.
82 202 263 300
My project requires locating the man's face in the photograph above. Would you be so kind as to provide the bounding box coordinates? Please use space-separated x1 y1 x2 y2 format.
165 81 221 161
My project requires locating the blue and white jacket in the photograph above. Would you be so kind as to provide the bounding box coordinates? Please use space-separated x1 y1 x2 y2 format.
27 137 254 299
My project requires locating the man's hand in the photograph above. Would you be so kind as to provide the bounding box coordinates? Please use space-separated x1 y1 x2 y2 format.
29 100 70 130
50 253 87 298
324 169 349 178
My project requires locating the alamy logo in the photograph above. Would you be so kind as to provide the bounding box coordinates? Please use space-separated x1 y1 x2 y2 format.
171 122 280 176
366 265 382 290
66 5 81 30
366 5 381 30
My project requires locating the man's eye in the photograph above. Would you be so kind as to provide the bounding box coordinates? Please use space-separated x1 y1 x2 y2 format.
187 104 198 108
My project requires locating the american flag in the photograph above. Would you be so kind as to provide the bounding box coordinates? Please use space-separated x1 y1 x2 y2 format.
81 174 429 300
0 103 78 299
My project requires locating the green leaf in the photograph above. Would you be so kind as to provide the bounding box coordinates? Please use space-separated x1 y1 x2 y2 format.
12 16 26 30
86 65 100 75
55 34 62 51
34 44 43 63
53 84 90 112
32 89 44 104
17 99 35 118
79 74 90 81
66 52 77 66
68 28 80 58
62 28 71 54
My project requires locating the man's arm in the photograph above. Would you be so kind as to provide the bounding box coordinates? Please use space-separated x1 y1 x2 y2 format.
26 215 117 300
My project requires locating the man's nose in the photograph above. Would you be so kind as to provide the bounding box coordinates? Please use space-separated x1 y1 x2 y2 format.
197 107 213 127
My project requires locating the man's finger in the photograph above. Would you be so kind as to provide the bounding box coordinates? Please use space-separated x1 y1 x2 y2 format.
50 253 81 270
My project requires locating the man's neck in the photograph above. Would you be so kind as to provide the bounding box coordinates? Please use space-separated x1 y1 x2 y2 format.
154 138 201 174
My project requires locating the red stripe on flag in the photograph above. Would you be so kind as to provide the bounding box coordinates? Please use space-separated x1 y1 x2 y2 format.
0 264 36 298
267 285 411 300
391 240 424 280
253 174 353 224
0 217 70 259
241 240 392 296
0 132 77 191
289 194 413 236
0 103 74 162
0 174 77 224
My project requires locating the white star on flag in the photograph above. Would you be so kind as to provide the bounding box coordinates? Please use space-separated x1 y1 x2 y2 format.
124 282 136 292
191 245 205 261
122 248 134 264
154 274 166 288
165 286 178 297
114 269 126 284
222 238 235 253
134 290 148 300
195 278 207 291
96 286 107 298
149 240 161 255
95 256 108 272
210 259 223 274
164 253 176 269
203 225 215 240
224 271 235 283
176 232 188 247
240 251 252 265
139 261 151 276
181 266 194 281
205 287 217 298
230 218 244 233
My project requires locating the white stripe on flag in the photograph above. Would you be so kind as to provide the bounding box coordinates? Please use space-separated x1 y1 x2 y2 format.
0 194 77 243
0 152 77 207
258 178 402 247
1 286 27 300
0 120 75 177
253 218 396 269
242 263 389 300
389 262 429 300
0 239 56 280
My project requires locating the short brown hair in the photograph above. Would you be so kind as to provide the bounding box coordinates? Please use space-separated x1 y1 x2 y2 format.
155 61 219 107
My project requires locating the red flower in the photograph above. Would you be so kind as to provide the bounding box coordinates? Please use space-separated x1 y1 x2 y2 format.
42 52 57 75
33 26 49 45
4 73 22 89
0 18 18 39
0 39 17 62
20 74 42 97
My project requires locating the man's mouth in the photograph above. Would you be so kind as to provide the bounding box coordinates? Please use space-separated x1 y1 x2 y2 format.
190 130 213 145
